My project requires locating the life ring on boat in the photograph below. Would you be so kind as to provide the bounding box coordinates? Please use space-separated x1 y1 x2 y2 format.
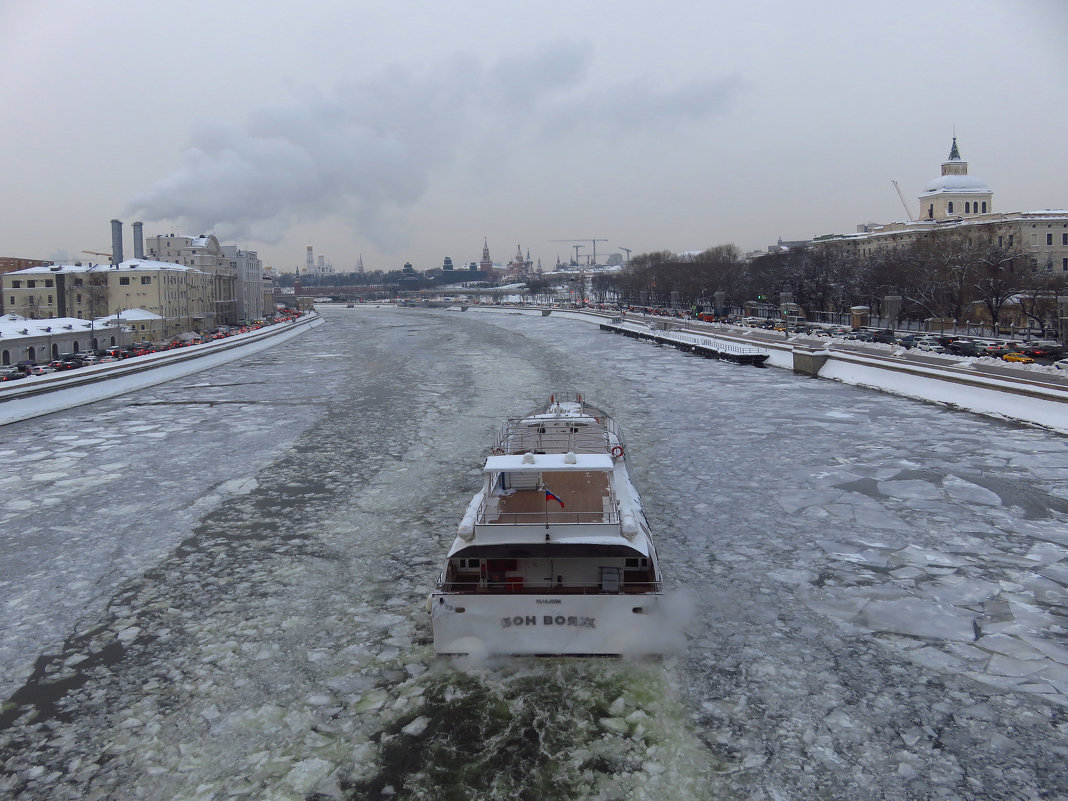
611 445 624 459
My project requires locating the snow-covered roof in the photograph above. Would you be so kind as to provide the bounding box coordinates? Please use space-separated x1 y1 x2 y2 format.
0 315 120 340
95 308 163 323
4 263 107 275
113 259 200 273
922 174 992 195
4 259 203 276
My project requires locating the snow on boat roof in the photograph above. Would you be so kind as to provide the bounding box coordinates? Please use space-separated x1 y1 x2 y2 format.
484 453 614 472
523 411 598 422
449 537 652 559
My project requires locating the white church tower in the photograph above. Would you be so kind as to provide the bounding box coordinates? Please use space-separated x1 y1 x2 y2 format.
918 137 993 221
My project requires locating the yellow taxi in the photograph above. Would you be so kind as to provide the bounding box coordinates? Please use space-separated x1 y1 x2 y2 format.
1002 352 1035 364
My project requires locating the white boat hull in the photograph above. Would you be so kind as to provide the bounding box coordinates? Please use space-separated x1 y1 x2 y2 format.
429 591 684 656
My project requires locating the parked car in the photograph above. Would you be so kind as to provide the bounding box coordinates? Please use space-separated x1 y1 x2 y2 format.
1020 341 1063 360
947 340 982 356
869 329 897 344
1053 358 1068 371
915 341 945 353
0 367 27 381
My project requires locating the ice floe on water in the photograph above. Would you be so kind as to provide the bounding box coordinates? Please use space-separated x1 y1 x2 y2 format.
1 306 1067 800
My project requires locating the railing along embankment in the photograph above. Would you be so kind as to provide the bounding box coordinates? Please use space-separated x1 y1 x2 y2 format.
0 313 323 426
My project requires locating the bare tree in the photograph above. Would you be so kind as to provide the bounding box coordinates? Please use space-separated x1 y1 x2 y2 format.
971 243 1028 331
898 234 978 322
1016 271 1068 335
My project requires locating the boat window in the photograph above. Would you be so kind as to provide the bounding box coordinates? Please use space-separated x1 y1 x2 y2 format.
501 471 539 491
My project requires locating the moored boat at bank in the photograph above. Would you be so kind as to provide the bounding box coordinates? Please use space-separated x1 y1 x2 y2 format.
428 392 682 656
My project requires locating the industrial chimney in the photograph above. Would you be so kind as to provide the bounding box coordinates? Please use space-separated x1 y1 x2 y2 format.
132 221 144 259
110 219 124 265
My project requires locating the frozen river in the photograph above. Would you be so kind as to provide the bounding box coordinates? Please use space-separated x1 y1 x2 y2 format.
1 305 1067 800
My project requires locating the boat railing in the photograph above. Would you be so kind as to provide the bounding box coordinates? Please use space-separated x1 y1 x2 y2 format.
479 510 618 525
493 415 625 456
495 429 610 455
439 578 663 594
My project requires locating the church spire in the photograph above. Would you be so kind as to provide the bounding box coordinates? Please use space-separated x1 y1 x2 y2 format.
941 137 968 178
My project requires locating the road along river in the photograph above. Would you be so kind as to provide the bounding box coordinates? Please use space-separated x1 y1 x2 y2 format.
1 304 1066 800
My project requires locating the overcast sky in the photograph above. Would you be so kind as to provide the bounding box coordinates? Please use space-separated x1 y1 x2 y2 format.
3 0 1067 273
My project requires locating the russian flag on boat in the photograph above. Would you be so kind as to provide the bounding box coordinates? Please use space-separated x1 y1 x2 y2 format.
545 489 565 507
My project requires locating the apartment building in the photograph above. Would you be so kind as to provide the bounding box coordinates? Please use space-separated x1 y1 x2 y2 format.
2 260 214 340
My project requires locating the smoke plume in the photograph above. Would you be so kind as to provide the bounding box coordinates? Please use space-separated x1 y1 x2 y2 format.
127 41 741 247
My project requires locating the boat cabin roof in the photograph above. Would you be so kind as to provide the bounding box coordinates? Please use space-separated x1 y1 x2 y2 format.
484 453 614 473
522 411 598 423
449 542 650 560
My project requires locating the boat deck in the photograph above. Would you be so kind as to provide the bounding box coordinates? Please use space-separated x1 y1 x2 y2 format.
486 470 613 524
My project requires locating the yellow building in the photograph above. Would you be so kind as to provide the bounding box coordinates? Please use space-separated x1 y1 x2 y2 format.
143 233 237 327
815 139 1068 274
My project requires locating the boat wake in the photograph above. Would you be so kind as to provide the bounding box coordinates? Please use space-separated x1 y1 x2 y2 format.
346 659 714 800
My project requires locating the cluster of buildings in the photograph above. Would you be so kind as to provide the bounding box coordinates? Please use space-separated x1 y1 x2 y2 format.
303 244 336 276
1 221 276 364
796 139 1068 273
4 138 1065 363
410 240 545 285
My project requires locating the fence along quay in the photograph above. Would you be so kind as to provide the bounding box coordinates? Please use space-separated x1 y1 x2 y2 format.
599 318 770 366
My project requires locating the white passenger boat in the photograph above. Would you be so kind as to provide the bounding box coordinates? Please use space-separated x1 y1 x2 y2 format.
428 392 679 656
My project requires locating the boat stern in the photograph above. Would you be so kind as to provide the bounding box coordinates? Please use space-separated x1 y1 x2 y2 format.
428 591 685 657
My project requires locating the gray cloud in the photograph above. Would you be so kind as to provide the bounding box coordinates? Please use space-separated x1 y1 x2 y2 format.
126 42 741 248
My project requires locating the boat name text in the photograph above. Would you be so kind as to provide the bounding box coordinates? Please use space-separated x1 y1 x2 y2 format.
501 615 596 629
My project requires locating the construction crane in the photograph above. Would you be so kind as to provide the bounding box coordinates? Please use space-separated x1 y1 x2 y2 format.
550 238 608 266
891 180 916 222
82 249 114 262
617 246 632 261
